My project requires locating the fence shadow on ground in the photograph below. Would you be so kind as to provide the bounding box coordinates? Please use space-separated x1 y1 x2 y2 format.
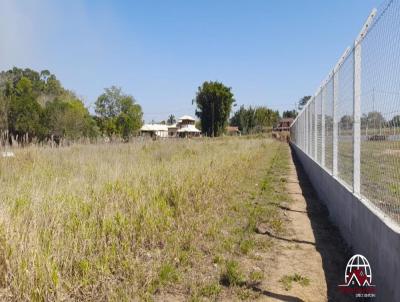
289 147 354 302
249 286 305 302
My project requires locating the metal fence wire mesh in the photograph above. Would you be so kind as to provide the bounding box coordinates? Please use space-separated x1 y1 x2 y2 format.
290 0 400 224
337 52 354 188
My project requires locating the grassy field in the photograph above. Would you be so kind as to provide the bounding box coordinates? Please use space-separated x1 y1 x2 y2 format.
360 140 400 221
312 138 400 222
0 137 289 301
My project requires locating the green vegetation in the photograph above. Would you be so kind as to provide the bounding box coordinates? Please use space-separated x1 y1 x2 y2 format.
230 105 280 134
194 81 235 137
279 273 310 291
199 282 221 298
220 260 245 286
282 109 297 119
94 86 143 141
0 67 143 145
248 270 264 285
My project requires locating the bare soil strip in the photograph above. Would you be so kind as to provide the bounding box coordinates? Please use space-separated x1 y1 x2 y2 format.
255 146 353 302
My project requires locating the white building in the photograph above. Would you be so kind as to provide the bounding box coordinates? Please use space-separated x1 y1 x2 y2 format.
140 115 201 139
140 124 168 138
176 115 201 137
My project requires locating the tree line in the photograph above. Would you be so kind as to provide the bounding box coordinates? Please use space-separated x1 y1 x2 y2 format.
0 68 143 146
229 105 280 134
0 70 288 145
194 81 281 136
339 112 400 130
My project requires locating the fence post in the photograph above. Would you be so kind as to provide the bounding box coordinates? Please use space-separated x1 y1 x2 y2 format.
321 86 326 167
303 113 306 151
333 70 339 177
353 40 361 195
314 97 318 159
305 106 308 154
308 105 311 155
353 9 376 195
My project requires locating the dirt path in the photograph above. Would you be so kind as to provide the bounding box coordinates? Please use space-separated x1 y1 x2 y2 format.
254 146 353 302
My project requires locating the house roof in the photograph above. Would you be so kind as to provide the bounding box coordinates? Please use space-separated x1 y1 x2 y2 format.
140 124 168 131
178 115 196 121
177 124 201 133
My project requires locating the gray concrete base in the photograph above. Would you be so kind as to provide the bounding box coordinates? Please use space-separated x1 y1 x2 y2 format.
290 143 400 302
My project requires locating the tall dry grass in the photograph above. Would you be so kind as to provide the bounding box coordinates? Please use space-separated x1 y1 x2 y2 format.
0 137 282 301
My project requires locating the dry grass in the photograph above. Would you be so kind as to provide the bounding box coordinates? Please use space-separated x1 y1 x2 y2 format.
0 137 285 301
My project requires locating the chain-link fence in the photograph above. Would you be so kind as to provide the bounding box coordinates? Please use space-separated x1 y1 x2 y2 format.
291 0 400 225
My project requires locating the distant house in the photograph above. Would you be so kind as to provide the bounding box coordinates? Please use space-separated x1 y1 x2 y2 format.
140 124 168 138
167 124 178 137
142 115 201 139
274 118 294 132
176 115 201 138
226 126 241 136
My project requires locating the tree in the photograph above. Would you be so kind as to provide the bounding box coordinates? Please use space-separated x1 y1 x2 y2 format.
195 81 235 137
230 105 257 134
390 115 400 127
340 115 353 130
95 86 123 119
283 110 297 119
254 107 279 130
0 93 8 132
167 114 176 125
95 86 143 140
8 77 42 144
43 97 98 141
230 105 279 134
298 96 311 110
361 111 386 129
116 101 143 141
0 67 98 144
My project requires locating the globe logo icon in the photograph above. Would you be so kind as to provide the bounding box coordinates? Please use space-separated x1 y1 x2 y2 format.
344 254 373 286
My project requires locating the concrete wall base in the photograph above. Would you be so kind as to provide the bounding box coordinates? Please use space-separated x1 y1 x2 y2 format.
290 143 400 302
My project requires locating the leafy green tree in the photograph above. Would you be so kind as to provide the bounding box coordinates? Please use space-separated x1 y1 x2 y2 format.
361 111 386 129
230 105 279 134
241 106 256 134
95 86 122 119
283 110 297 119
390 115 400 127
0 93 9 133
254 107 280 131
0 67 99 144
195 81 235 137
1 67 65 100
8 77 42 143
95 86 143 140
43 97 98 140
340 115 353 130
44 74 63 96
116 102 143 141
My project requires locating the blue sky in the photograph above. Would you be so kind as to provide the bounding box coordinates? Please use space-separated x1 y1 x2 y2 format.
0 0 382 122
